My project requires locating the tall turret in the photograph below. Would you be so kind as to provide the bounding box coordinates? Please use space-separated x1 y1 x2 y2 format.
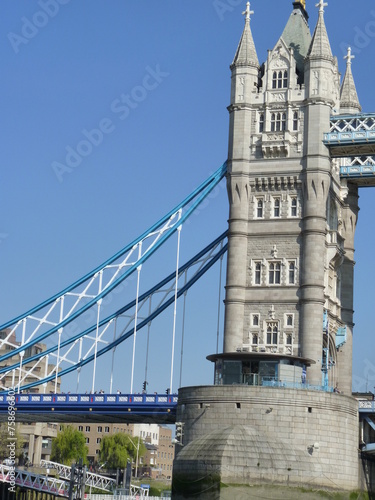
173 3 362 495
225 2 259 352
340 47 362 114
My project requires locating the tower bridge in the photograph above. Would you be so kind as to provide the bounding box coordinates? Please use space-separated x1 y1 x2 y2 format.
1 0 375 498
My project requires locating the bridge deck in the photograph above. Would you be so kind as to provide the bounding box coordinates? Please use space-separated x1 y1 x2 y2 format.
0 393 178 424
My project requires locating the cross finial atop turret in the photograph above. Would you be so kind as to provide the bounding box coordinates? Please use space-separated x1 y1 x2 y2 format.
344 46 355 66
242 2 254 23
315 0 328 13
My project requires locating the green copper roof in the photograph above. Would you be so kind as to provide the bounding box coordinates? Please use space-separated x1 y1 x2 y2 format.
281 3 312 76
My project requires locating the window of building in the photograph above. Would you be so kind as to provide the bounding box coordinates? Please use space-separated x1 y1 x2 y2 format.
293 111 298 131
286 314 294 327
85 426 90 432
254 262 261 285
97 426 102 433
272 70 288 89
96 449 100 455
252 334 258 345
271 113 286 132
291 197 297 217
78 426 83 432
256 199 263 218
266 323 278 345
283 70 288 87
85 437 89 444
97 438 101 444
105 427 109 433
259 113 264 133
289 262 296 284
252 314 259 326
269 262 281 285
286 334 292 345
273 198 281 218
272 72 277 89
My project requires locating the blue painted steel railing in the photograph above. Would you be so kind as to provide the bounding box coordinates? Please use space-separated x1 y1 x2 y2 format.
0 393 178 421
340 165 375 178
358 400 375 413
324 130 375 144
261 377 333 393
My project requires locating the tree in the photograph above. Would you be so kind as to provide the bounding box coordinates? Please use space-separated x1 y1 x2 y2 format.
100 433 145 469
51 425 88 465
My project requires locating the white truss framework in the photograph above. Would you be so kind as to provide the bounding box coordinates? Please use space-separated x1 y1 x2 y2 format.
41 459 116 492
0 464 69 497
329 114 375 133
0 232 227 393
0 163 226 393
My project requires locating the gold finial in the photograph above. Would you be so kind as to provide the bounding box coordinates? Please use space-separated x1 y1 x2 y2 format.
301 0 306 9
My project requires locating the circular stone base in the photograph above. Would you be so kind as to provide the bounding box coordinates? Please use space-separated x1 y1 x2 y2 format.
172 385 359 497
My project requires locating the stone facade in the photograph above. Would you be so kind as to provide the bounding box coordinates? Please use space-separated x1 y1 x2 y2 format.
173 1 365 497
173 386 359 497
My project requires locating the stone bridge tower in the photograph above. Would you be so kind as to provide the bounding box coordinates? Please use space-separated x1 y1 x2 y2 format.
173 2 362 497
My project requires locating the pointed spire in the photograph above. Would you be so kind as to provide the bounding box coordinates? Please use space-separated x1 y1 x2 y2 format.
340 47 362 114
307 0 333 60
231 2 259 69
282 2 312 78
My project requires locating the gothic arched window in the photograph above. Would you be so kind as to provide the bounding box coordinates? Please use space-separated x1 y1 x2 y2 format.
266 323 278 345
271 113 276 132
259 113 264 133
283 70 288 88
269 262 281 284
256 199 263 218
272 72 277 89
282 113 287 131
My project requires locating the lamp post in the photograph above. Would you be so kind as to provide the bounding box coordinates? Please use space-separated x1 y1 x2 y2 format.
127 436 140 479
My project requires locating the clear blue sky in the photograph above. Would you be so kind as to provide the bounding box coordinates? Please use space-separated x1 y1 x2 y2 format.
1 1 374 394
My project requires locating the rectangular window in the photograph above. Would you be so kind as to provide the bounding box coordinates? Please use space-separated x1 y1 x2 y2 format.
289 262 296 284
252 314 259 326
254 262 261 285
78 426 83 432
97 438 101 444
269 262 281 285
256 199 263 218
291 198 297 217
273 198 280 218
97 426 102 433
266 323 278 345
85 426 90 432
286 314 294 327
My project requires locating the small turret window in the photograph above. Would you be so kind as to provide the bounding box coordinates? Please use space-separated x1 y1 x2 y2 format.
293 111 299 131
282 113 286 131
271 113 276 131
259 113 264 133
283 70 288 88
